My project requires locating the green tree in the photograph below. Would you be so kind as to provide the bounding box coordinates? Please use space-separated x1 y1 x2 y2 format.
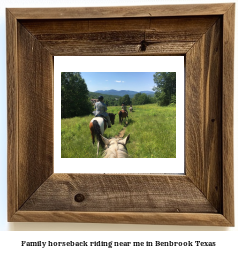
153 72 176 106
148 95 157 104
132 93 152 105
170 94 176 104
61 72 93 118
132 93 141 105
119 94 131 106
88 92 121 106
139 93 150 104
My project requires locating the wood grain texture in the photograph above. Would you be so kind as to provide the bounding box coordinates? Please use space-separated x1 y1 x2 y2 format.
8 4 233 19
20 174 217 213
18 23 54 208
20 16 218 34
6 9 18 221
37 41 193 56
222 4 235 226
11 211 232 226
186 18 222 212
19 17 218 56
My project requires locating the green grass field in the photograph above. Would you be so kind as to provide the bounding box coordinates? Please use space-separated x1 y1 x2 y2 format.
61 104 176 158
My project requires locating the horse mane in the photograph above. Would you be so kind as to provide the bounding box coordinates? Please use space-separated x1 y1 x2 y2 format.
102 138 129 158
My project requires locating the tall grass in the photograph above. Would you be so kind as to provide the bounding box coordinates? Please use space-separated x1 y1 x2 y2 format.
125 104 176 158
61 104 176 158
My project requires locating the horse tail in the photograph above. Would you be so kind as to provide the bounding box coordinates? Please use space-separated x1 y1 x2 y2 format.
92 120 104 147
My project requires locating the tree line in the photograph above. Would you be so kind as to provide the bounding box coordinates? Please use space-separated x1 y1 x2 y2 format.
153 72 176 106
61 72 176 118
61 72 93 118
116 93 156 106
88 92 120 106
89 92 156 107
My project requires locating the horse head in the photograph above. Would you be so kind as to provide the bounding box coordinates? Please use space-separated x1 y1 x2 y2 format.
100 134 130 158
100 134 130 147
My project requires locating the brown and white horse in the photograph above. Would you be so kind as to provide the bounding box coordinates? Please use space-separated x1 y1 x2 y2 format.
89 113 116 156
100 134 130 158
118 110 128 124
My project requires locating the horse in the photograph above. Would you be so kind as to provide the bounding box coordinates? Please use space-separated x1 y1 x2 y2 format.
129 106 133 112
89 113 116 156
118 110 128 124
100 134 130 158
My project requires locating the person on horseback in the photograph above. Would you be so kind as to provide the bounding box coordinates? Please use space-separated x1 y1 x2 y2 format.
121 102 128 114
129 104 133 112
94 96 112 128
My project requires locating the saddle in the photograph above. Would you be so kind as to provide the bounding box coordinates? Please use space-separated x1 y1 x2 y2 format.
98 115 108 122
120 109 128 115
92 111 108 122
93 114 108 123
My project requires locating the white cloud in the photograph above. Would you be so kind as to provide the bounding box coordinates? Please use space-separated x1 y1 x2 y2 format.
115 80 121 82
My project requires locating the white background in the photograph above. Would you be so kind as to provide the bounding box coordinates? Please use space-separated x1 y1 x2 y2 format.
0 0 237 253
54 56 184 173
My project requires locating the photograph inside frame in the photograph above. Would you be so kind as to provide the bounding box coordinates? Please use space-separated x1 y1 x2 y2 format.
54 56 184 174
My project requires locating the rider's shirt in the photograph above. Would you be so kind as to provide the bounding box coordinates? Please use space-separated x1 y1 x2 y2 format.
95 101 108 117
121 105 127 111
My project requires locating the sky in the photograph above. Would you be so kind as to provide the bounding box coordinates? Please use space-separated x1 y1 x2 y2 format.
80 72 156 92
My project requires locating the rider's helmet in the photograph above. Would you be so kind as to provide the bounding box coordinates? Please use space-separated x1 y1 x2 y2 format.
122 102 125 105
98 96 104 101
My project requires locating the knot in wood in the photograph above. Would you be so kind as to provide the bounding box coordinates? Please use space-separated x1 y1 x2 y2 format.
140 40 147 51
74 193 85 202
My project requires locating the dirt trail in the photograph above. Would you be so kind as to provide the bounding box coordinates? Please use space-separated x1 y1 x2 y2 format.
115 127 126 138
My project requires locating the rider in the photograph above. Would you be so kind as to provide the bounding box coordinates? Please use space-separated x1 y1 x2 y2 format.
94 96 112 128
121 102 128 114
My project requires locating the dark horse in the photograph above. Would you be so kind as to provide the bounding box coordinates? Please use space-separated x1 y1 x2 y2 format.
118 110 128 124
89 113 116 156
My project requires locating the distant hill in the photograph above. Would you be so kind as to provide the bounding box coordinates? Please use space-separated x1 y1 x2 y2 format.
93 89 154 98
89 91 121 100
140 91 155 96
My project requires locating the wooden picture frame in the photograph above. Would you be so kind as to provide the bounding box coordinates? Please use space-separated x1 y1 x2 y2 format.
7 3 234 226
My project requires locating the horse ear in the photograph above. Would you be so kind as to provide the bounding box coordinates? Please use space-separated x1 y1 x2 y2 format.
100 134 110 145
121 134 130 145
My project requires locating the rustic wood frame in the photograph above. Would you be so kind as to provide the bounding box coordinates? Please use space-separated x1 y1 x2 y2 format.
7 3 234 226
